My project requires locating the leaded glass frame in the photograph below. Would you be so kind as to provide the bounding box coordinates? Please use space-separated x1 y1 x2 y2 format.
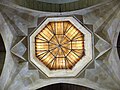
35 21 84 70
29 17 92 77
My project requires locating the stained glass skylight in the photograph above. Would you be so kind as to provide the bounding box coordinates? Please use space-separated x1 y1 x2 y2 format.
35 21 84 70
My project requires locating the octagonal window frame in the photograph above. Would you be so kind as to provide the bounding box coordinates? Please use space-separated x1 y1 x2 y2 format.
35 21 85 70
29 17 93 77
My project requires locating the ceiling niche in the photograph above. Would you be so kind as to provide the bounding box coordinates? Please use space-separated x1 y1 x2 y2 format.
0 34 6 76
29 17 93 77
37 83 93 90
117 32 120 59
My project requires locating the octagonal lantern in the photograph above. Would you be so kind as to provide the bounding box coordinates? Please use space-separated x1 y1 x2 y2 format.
29 17 92 77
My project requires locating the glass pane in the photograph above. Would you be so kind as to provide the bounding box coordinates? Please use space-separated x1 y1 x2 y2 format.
35 21 84 70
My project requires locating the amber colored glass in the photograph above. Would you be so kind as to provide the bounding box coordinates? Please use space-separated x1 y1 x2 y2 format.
35 21 84 70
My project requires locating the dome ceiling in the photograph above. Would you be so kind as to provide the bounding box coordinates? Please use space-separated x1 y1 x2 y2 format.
14 0 105 12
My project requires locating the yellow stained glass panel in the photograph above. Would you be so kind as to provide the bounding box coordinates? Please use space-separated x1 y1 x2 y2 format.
35 21 84 70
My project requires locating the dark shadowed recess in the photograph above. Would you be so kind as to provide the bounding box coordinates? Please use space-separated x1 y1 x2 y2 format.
0 34 6 76
117 32 120 59
14 0 105 12
37 83 94 90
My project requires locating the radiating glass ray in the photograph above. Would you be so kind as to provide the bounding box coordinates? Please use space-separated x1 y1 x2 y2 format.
72 49 84 58
55 22 64 34
50 36 59 44
50 22 55 33
55 35 63 44
35 39 47 43
65 26 79 40
49 43 57 50
63 21 70 34
60 35 70 45
66 57 74 69
64 22 72 34
37 51 48 60
51 47 59 57
62 42 71 50
36 50 47 57
35 34 47 42
40 27 53 40
47 23 55 34
35 43 48 50
67 51 79 63
72 41 84 49
57 48 65 57
61 47 71 56
72 33 83 40
41 52 54 64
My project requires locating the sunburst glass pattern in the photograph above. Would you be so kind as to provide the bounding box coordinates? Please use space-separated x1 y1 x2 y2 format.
35 21 84 70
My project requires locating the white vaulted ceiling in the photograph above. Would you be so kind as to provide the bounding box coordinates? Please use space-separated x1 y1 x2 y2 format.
0 0 120 90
